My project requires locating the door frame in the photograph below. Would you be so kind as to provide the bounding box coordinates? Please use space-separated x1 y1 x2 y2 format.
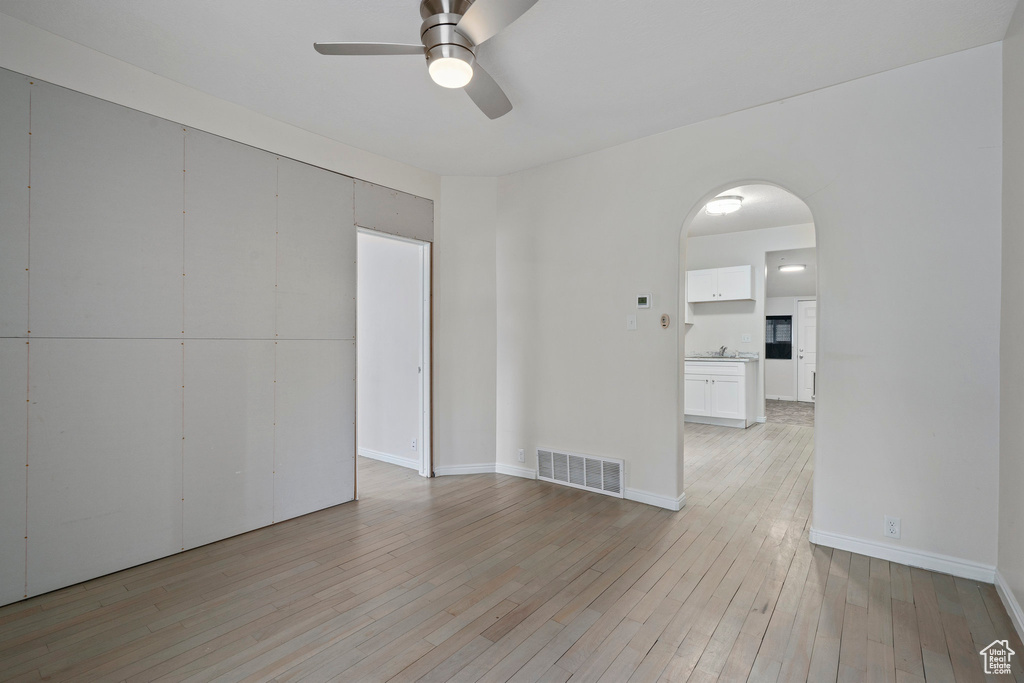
355 228 433 490
796 297 817 403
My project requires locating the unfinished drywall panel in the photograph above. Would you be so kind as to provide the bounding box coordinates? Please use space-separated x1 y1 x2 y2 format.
0 340 27 605
0 68 29 338
26 339 181 598
183 129 277 339
183 340 275 550
274 340 355 521
354 179 434 242
276 158 355 341
0 18 440 202
27 82 182 339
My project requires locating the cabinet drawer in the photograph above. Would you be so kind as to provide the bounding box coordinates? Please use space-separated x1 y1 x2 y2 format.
685 361 744 376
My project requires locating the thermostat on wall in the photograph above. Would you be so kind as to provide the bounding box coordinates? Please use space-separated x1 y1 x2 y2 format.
637 293 652 309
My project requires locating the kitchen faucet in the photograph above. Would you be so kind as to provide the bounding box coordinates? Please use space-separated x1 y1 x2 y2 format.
719 346 727 356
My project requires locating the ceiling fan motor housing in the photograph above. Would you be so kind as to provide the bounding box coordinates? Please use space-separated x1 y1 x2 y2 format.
420 0 476 69
419 0 475 19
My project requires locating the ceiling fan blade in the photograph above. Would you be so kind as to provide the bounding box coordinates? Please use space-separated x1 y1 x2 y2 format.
456 0 540 45
464 64 512 119
313 42 424 56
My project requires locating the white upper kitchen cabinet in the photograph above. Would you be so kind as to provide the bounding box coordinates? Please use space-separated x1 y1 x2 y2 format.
686 265 754 302
686 269 718 302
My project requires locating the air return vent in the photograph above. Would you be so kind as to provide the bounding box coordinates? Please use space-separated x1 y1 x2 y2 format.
536 448 624 498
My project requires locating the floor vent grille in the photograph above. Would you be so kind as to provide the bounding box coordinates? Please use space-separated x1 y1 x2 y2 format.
537 448 624 498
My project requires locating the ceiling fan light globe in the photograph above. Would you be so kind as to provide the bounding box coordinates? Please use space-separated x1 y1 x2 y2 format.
429 57 474 88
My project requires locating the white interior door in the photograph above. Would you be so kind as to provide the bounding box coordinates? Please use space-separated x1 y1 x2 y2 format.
797 300 817 402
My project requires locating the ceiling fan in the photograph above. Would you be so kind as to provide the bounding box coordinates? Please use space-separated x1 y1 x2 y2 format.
314 0 538 119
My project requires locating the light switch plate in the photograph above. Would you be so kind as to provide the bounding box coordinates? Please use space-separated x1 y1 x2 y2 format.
626 315 637 331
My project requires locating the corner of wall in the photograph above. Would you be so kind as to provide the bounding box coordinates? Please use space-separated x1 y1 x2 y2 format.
434 177 499 471
999 0 1024 643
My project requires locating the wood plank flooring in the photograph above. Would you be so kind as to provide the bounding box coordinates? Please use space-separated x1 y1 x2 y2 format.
1 422 1021 682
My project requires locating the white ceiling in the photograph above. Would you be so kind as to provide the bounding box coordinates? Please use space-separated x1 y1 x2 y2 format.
0 0 1017 176
688 185 813 237
766 248 817 298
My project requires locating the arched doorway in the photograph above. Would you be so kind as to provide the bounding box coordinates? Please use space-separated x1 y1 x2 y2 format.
677 182 818 499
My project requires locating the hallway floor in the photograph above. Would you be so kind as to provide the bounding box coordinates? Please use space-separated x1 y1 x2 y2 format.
766 399 815 428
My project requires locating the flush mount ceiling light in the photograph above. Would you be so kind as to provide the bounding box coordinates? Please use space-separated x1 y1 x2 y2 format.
705 195 743 216
778 264 806 272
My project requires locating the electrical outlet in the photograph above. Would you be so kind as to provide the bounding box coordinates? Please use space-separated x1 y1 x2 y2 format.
885 516 901 539
411 439 417 451
741 333 752 343
517 449 525 463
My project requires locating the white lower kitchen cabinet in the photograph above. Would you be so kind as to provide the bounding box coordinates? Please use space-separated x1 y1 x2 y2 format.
684 359 758 428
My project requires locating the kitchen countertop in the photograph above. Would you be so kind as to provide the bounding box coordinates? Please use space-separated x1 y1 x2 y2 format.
685 356 759 362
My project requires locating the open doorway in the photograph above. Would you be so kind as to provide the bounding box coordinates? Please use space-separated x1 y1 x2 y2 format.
764 247 817 427
678 182 817 495
356 230 432 487
681 184 816 428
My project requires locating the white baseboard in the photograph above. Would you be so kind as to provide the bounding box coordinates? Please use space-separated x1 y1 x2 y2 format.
996 570 1024 642
495 463 536 479
434 463 497 476
809 527 996 583
434 462 537 479
766 395 797 401
684 415 748 429
433 462 686 512
358 448 419 471
755 416 767 424
625 488 686 512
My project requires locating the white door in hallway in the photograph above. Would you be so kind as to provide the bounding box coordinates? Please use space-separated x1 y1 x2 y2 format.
797 300 817 402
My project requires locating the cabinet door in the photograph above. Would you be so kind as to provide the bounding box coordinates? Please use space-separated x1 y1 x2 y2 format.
710 375 743 419
684 376 711 416
716 265 753 300
686 269 718 303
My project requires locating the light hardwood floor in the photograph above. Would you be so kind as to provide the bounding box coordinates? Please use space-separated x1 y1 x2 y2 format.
1 422 1021 682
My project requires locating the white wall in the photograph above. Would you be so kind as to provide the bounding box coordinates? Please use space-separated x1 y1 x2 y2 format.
357 232 424 470
434 177 498 474
0 12 438 202
685 224 816 417
1000 0 1024 636
494 44 1003 574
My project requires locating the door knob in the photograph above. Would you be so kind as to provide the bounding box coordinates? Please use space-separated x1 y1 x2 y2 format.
799 355 804 359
